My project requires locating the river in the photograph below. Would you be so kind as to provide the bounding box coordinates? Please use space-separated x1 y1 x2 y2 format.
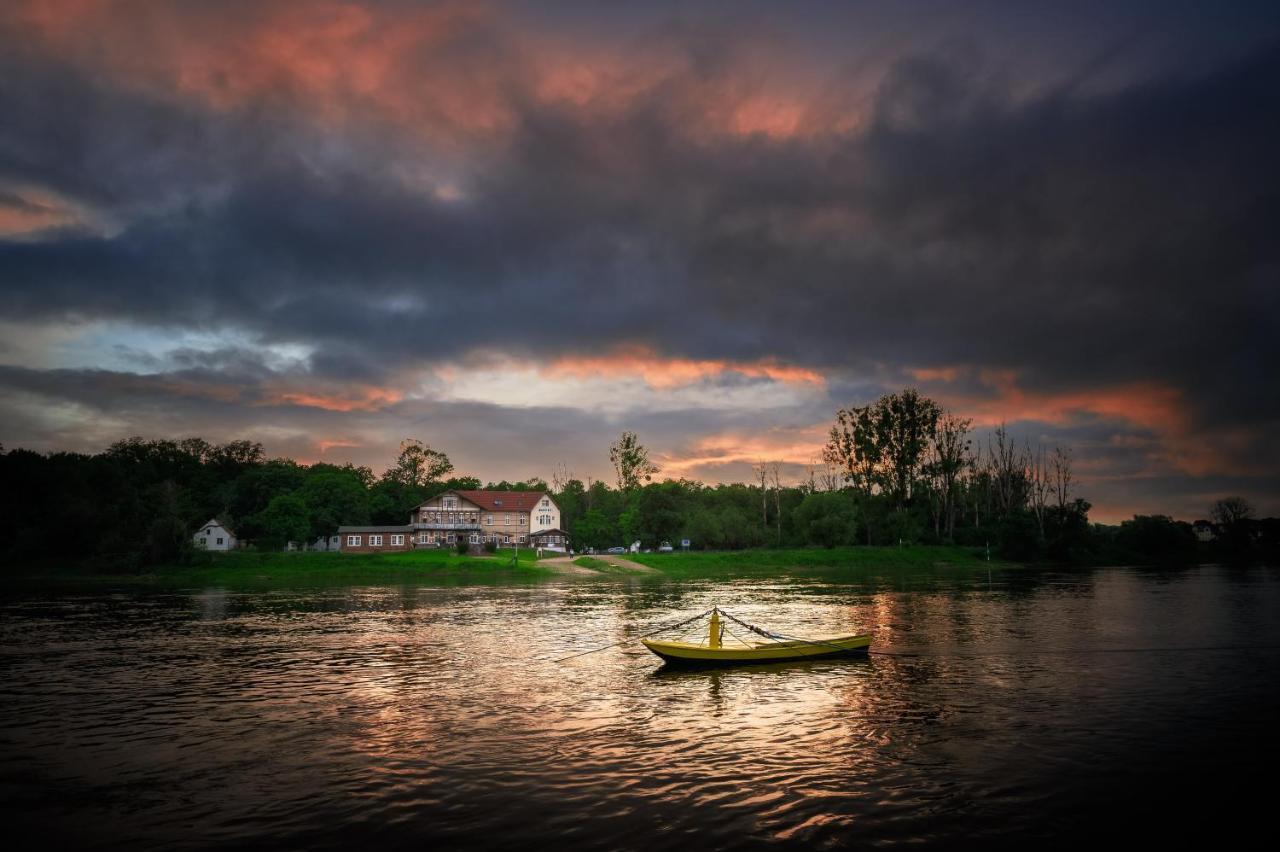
2 564 1277 849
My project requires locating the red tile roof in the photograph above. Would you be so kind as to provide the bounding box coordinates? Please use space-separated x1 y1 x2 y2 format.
452 490 551 512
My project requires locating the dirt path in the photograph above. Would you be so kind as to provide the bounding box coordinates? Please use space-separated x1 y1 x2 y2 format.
540 555 659 575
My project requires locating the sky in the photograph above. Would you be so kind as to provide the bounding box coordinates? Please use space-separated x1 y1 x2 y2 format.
1 0 1278 523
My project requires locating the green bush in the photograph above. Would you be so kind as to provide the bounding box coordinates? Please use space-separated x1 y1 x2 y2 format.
483 540 497 553
455 538 469 555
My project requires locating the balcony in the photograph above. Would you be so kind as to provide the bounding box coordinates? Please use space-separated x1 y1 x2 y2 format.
413 521 480 530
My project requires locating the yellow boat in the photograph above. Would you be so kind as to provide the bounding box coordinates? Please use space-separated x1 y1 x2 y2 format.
641 609 871 667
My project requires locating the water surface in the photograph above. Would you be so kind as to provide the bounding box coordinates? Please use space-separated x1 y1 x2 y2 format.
2 565 1277 849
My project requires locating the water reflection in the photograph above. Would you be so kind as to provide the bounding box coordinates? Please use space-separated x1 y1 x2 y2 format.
0 565 1277 849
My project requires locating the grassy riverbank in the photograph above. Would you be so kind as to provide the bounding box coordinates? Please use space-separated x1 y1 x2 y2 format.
11 544 1008 589
14 547 555 588
628 545 1004 577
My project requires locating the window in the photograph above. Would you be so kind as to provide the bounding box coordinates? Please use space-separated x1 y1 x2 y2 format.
518 535 527 544
541 499 549 507
216 537 223 545
485 515 493 526
418 533 427 544
391 535 404 546
444 497 457 509
502 536 509 544
347 535 361 546
469 534 479 544
370 535 383 546
520 514 527 525
504 513 510 526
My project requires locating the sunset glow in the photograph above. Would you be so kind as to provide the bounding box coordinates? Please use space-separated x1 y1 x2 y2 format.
1 0 1276 523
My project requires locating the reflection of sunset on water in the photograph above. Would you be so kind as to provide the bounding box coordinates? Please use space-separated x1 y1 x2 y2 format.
5 567 1273 847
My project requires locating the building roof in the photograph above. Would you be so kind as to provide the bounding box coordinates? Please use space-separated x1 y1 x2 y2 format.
200 517 237 536
415 489 556 513
530 527 570 538
337 525 414 533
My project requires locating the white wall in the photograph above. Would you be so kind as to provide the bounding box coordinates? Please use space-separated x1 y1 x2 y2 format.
194 521 235 551
530 494 561 532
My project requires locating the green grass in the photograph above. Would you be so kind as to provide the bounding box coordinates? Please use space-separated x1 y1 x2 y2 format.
16 547 555 589
571 555 642 574
626 545 1007 577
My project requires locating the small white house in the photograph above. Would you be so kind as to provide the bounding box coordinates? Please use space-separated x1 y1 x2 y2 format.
194 518 237 551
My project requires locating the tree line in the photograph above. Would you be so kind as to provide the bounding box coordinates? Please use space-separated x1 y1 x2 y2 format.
0 390 1274 571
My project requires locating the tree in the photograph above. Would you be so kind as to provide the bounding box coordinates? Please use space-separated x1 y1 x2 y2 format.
253 494 310 551
824 405 880 497
1028 443 1051 540
1051 447 1073 512
609 431 659 490
636 483 684 547
824 404 881 544
1211 496 1255 527
768 462 783 544
792 492 859 548
923 412 973 542
1211 496 1256 557
873 388 941 508
752 461 770 527
989 424 1029 518
300 468 370 539
574 509 616 550
385 439 453 487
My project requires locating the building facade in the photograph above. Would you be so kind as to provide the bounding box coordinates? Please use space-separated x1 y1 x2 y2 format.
338 490 563 552
336 525 416 553
194 518 237 551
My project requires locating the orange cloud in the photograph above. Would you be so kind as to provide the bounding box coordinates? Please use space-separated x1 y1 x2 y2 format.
543 346 824 390
658 424 831 480
8 0 861 152
317 438 361 453
904 366 1258 478
261 386 404 412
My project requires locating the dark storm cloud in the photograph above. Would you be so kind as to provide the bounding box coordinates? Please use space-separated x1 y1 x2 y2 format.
1 1 1278 513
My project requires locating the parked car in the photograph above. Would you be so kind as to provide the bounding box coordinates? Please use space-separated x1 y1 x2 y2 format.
606 546 626 554
658 541 673 552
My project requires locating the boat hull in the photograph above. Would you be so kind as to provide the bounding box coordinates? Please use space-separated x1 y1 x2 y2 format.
642 634 871 667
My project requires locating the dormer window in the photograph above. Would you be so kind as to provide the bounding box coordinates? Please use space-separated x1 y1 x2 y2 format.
494 499 503 506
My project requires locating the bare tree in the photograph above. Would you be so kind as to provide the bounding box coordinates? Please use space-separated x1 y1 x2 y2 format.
924 412 973 541
752 460 770 528
550 461 575 494
989 424 1029 518
767 462 783 544
1028 442 1051 538
1050 446 1073 512
805 456 842 492
1211 496 1255 527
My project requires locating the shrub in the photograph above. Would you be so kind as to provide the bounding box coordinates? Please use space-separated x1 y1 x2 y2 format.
483 540 497 553
455 538 469 555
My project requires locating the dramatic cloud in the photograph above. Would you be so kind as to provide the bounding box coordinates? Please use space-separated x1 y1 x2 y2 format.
1 0 1278 520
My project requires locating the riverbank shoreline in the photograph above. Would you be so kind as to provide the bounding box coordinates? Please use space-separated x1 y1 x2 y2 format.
8 545 1010 588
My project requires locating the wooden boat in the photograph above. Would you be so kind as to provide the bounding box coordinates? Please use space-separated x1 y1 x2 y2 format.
641 609 870 667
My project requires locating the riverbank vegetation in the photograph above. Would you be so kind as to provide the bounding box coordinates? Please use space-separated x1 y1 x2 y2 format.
2 388 1275 575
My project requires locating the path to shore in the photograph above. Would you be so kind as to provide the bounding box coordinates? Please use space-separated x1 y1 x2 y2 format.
540 555 658 575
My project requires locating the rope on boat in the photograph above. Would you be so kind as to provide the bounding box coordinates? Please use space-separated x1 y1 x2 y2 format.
555 606 872 663
552 608 715 663
715 608 859 655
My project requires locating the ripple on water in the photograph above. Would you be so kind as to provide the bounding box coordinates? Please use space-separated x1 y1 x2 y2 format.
1 566 1279 849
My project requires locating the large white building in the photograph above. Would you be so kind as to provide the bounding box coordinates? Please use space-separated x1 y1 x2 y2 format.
338 490 567 552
